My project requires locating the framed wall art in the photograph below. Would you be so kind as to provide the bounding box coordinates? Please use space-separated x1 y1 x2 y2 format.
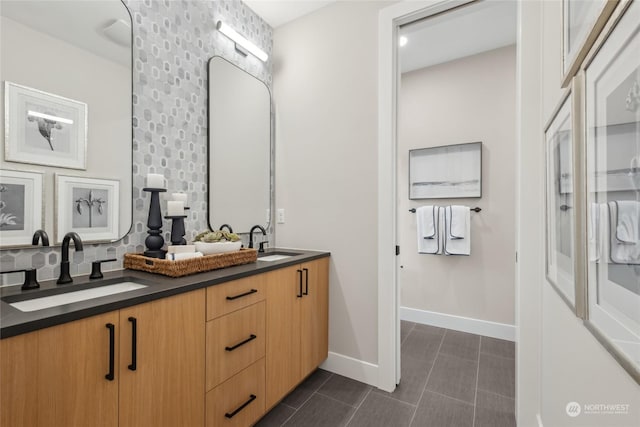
561 0 618 88
544 88 578 311
4 81 87 170
583 0 639 384
0 169 43 247
55 175 119 243
409 141 482 199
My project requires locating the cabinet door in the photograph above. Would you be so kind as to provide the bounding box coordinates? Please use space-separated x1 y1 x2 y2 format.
300 258 330 377
265 265 301 410
119 289 205 427
37 311 120 427
1 332 38 427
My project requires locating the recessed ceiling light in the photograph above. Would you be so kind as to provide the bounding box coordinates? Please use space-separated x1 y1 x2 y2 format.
399 36 408 47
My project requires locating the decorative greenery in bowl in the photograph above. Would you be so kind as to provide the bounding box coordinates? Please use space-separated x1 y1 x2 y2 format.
193 230 242 255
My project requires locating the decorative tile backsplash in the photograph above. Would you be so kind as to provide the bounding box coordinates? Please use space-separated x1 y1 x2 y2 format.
1 0 273 284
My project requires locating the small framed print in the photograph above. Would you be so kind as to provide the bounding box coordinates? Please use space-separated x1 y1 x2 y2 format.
561 0 618 87
544 89 577 310
55 175 119 243
4 81 87 170
0 169 43 247
409 142 482 199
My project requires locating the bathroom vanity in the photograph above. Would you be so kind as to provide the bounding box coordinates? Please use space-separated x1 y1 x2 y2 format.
0 249 329 427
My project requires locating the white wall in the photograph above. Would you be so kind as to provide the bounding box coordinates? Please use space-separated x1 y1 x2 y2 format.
398 45 516 328
273 1 389 367
518 1 640 426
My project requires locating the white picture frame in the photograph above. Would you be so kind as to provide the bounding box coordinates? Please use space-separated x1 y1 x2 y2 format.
0 169 43 247
583 0 640 384
408 142 482 199
55 175 119 243
544 89 576 309
561 0 618 88
4 81 87 170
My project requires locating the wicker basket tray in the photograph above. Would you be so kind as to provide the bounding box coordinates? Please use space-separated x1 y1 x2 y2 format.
123 248 258 278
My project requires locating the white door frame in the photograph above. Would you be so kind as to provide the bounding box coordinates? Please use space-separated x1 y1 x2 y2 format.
377 0 477 392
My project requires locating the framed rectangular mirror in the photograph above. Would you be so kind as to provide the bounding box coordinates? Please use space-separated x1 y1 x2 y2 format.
208 56 271 234
0 0 133 247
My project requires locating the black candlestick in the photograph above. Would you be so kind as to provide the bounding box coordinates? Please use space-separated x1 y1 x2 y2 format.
143 187 167 258
165 215 187 245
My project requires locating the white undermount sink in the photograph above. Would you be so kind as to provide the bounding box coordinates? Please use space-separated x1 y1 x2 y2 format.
8 282 147 312
258 254 294 262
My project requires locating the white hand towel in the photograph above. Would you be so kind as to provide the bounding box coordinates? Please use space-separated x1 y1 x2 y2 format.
416 206 441 254
614 201 639 244
608 202 640 264
444 206 470 256
448 205 469 239
166 251 204 261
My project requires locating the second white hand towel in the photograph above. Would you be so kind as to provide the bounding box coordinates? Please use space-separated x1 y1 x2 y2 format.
417 206 440 254
444 205 470 255
448 205 469 239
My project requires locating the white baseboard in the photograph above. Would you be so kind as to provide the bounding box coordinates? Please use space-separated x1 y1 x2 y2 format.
320 352 379 387
400 306 516 342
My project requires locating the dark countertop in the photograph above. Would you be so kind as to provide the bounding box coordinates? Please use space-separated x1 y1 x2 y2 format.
0 248 329 339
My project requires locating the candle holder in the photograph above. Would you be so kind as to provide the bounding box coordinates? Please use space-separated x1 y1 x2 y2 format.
165 215 187 245
143 187 167 258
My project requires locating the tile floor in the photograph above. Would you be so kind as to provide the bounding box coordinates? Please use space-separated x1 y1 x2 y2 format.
256 321 516 427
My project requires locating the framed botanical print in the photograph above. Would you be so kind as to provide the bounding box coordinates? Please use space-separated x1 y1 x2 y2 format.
561 0 618 87
545 89 578 310
55 175 119 243
4 82 87 170
0 169 43 247
583 0 639 384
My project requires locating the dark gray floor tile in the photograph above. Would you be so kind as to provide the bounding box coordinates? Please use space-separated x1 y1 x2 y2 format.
401 328 444 361
478 353 515 398
439 330 480 361
480 336 515 359
255 403 296 427
401 321 416 344
347 392 414 427
474 390 516 427
283 369 333 408
318 374 371 407
284 393 354 427
373 353 432 405
413 323 446 335
411 391 474 427
425 354 478 403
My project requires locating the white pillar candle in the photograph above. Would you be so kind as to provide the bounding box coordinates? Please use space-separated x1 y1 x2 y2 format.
146 173 165 189
172 193 188 203
167 200 185 216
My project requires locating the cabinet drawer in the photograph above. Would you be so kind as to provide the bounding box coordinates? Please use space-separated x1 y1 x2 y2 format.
206 275 266 320
206 301 265 390
206 358 265 427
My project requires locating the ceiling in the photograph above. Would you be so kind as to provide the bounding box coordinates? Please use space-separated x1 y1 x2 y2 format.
244 0 337 28
399 0 517 73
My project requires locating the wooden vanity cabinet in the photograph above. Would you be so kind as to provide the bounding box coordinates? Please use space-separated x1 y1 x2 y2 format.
0 289 205 427
265 257 329 410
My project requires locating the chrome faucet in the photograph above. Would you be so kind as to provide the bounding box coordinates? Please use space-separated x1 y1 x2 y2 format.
57 232 84 285
31 229 50 246
248 225 267 253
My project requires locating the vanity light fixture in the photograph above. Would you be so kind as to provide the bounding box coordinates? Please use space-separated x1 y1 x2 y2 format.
27 110 73 124
216 20 268 62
